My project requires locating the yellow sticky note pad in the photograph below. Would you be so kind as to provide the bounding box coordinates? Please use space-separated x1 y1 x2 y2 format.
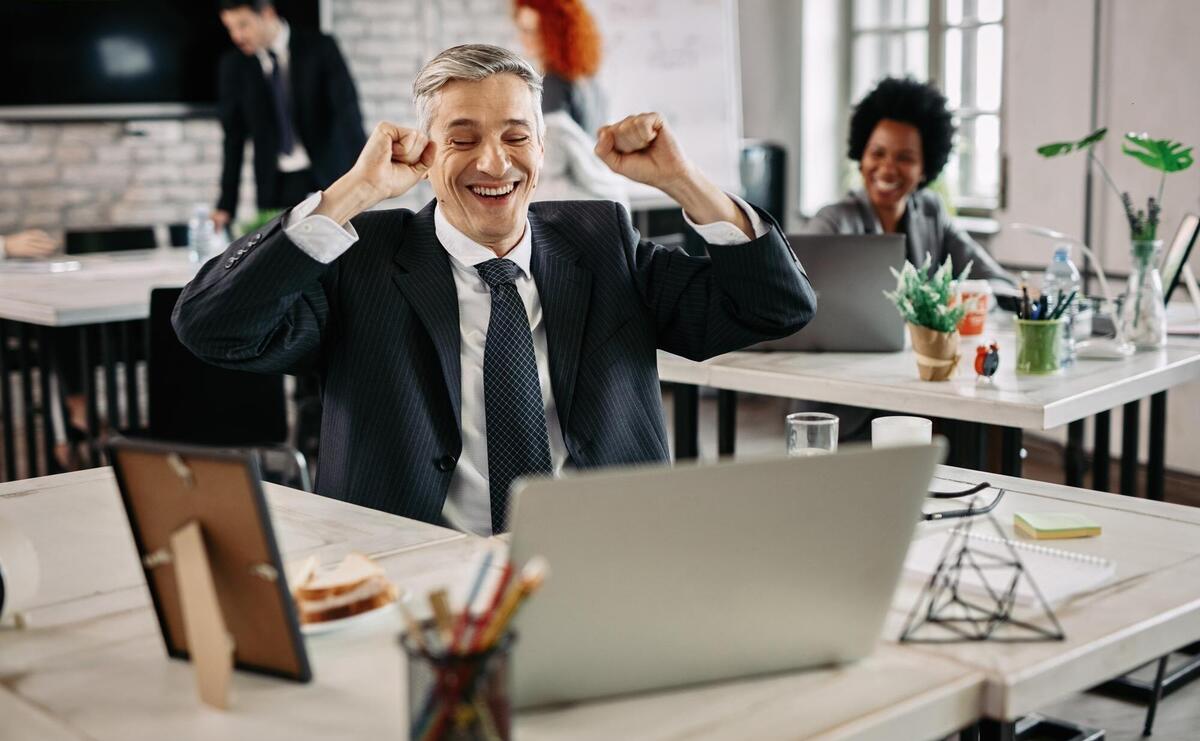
1014 512 1101 540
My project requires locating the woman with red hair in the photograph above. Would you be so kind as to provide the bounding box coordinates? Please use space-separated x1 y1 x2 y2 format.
513 0 606 136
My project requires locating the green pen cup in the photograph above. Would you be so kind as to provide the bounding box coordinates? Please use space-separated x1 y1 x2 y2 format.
1016 319 1063 375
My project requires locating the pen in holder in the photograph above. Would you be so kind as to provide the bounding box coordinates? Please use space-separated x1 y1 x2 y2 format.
1015 319 1063 375
403 620 515 741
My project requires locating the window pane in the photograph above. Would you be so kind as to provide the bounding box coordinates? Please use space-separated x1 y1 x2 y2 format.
852 35 885 101
972 114 1000 197
943 28 963 109
975 24 1003 111
854 0 906 29
978 0 1003 23
905 0 929 26
904 30 928 79
946 0 963 25
853 0 881 29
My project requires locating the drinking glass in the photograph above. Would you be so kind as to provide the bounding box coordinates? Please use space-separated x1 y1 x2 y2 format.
785 413 838 456
872 416 933 448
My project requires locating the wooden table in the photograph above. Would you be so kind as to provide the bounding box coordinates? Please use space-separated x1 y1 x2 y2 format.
658 326 1200 499
4 465 1200 738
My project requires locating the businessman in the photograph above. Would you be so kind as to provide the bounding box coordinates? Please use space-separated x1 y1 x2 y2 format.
213 0 365 230
175 44 815 534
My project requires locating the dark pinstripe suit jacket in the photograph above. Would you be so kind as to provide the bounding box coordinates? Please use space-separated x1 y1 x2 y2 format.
173 199 815 521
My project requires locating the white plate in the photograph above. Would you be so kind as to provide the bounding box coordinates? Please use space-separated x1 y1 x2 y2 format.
300 599 399 636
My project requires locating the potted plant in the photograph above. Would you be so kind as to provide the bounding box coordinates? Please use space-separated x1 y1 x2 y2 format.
1037 129 1194 348
884 255 973 381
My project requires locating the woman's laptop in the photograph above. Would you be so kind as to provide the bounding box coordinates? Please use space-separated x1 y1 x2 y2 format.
753 234 907 352
508 441 944 709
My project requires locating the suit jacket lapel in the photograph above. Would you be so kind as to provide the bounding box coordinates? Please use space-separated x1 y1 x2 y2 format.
529 211 592 432
392 201 462 430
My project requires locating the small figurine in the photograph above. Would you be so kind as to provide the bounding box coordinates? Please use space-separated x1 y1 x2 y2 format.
975 342 1000 381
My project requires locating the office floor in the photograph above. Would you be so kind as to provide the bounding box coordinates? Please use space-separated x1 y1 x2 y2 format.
661 388 1200 740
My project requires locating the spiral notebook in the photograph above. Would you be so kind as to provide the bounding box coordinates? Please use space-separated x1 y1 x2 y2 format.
905 528 1116 607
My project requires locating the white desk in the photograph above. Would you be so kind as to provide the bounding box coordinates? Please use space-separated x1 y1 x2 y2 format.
0 251 200 482
3 467 1200 738
0 250 198 328
0 468 988 741
659 331 1200 496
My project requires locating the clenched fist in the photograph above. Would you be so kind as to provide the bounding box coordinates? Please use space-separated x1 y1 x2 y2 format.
316 122 435 225
594 113 692 191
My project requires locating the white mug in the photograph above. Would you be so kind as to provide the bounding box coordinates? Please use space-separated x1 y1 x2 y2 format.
872 416 933 448
0 516 40 626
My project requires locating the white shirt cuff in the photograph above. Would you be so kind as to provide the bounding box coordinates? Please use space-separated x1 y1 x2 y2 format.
283 191 360 264
683 193 769 246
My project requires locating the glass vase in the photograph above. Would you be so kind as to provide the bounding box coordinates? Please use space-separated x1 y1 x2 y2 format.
1118 239 1167 350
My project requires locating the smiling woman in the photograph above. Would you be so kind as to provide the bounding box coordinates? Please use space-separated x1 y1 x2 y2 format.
804 76 1012 286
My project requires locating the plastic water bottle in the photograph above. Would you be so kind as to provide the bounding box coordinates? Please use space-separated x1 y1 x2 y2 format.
1042 245 1083 365
187 204 216 264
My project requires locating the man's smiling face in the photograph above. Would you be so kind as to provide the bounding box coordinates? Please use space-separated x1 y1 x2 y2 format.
425 73 544 253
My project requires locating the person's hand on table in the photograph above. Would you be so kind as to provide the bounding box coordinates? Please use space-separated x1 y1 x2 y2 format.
4 229 57 258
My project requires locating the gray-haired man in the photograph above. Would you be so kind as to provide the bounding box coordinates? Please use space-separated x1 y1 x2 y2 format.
174 44 815 533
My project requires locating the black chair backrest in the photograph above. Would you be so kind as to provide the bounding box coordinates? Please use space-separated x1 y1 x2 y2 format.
147 287 289 446
65 226 157 255
740 141 788 224
168 223 190 248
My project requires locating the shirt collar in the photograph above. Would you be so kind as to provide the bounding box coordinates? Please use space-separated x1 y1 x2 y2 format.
434 203 533 279
257 20 290 66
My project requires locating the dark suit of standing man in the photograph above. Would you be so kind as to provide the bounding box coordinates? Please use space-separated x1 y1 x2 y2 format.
213 0 365 231
175 45 815 533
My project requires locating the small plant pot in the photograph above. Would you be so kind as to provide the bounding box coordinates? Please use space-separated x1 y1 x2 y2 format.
908 323 960 381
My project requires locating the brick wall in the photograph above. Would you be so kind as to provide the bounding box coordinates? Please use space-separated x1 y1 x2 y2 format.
0 0 514 237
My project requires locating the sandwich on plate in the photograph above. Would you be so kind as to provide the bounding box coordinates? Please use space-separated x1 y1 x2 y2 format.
289 552 399 625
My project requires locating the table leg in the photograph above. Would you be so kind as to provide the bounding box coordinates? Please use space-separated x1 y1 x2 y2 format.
82 326 101 467
120 321 140 432
100 323 118 437
0 320 15 482
673 384 699 461
1065 419 1086 487
1121 400 1140 496
15 323 37 479
1092 410 1111 492
717 390 736 458
37 326 57 476
1000 427 1023 477
1148 391 1167 502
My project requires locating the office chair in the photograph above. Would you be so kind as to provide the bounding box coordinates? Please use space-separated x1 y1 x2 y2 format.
143 287 311 491
65 226 156 255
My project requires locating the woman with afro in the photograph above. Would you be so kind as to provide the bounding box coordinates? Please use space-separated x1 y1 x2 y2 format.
806 77 1012 285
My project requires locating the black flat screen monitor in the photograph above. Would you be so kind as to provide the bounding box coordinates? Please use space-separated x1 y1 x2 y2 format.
0 1 320 120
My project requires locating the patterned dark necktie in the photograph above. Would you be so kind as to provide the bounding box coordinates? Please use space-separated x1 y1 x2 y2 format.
475 258 553 533
266 50 296 155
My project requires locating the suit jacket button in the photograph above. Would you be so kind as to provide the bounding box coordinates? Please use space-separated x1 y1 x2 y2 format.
436 455 456 472
224 258 236 269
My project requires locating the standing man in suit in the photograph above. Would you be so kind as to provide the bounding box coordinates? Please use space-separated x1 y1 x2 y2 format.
213 0 366 232
175 44 815 534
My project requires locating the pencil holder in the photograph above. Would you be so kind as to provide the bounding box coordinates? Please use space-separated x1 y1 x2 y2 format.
1016 319 1063 375
402 622 516 741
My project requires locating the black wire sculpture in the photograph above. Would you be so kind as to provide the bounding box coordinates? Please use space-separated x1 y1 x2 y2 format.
899 502 1065 643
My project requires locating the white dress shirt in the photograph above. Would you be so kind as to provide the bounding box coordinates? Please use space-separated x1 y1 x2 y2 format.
283 192 769 534
255 21 312 174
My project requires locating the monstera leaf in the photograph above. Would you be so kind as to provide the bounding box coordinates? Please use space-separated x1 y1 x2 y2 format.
1122 133 1195 173
1037 127 1108 158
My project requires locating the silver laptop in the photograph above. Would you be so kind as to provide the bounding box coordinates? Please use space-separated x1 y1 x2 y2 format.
754 234 907 352
508 441 945 709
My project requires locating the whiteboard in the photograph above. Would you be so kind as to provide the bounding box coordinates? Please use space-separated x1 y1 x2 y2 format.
588 0 743 206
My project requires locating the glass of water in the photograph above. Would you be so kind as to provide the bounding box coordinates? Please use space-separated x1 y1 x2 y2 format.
786 413 838 456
